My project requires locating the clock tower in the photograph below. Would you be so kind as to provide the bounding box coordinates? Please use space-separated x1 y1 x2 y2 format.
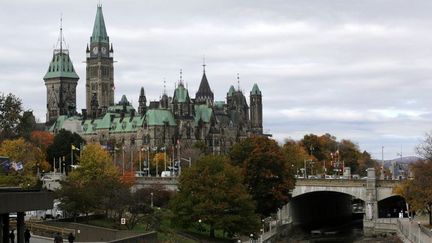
86 4 114 117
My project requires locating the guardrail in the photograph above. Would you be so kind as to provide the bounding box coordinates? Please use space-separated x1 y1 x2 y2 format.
27 221 75 239
397 218 432 243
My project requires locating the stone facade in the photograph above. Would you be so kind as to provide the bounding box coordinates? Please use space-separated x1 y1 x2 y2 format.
48 5 264 154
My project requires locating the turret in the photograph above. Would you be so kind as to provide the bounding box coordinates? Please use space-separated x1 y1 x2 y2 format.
250 83 263 134
138 87 147 116
44 17 79 124
195 62 214 105
172 69 192 118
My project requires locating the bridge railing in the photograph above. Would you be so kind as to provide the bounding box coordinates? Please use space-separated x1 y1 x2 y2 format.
397 218 432 243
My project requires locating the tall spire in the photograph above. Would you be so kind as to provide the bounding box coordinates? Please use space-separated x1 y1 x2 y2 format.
91 5 109 43
179 69 184 86
237 73 240 90
59 14 63 53
195 61 214 104
45 16 78 80
202 55 206 73
55 13 68 54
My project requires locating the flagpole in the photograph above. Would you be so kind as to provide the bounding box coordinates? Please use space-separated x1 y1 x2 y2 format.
71 145 74 167
147 147 150 177
164 147 167 172
122 146 125 176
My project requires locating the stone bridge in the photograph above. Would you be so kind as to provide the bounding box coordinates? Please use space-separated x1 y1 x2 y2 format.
134 168 402 234
293 177 399 202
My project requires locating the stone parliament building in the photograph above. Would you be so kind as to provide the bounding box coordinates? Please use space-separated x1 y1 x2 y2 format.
46 5 264 154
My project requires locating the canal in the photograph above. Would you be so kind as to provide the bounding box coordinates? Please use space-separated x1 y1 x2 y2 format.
278 215 402 242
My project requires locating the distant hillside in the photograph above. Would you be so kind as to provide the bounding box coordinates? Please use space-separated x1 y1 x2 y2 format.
382 156 421 168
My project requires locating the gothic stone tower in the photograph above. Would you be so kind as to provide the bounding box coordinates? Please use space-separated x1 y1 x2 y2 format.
44 22 79 124
250 83 263 134
86 4 114 117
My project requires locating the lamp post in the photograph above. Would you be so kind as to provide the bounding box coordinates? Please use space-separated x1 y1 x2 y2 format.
146 146 150 176
36 162 40 179
122 146 125 175
260 228 264 243
139 147 144 173
131 146 134 173
150 192 154 208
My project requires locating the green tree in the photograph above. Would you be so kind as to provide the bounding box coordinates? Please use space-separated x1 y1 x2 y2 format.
230 136 295 217
57 143 123 221
46 129 85 172
0 93 23 141
16 110 36 140
170 155 260 238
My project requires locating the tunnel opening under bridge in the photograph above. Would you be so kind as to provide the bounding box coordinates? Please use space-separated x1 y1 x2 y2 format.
290 191 364 231
378 195 408 218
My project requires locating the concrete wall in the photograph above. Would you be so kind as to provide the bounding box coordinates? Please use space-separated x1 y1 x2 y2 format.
40 221 155 242
108 232 157 243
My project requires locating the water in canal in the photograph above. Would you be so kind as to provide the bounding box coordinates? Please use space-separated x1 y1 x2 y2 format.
278 215 402 242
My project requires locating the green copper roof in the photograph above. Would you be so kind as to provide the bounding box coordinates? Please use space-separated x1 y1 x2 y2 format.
173 84 190 103
107 95 135 114
194 105 213 125
49 115 67 132
145 109 176 126
251 83 261 95
91 5 109 43
227 85 235 97
214 101 225 109
44 52 79 80
82 119 98 134
110 116 144 133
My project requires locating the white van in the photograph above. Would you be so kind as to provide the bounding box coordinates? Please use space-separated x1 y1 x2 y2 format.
161 171 173 177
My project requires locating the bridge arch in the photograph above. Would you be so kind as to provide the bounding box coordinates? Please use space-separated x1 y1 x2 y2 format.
289 190 361 227
292 184 367 201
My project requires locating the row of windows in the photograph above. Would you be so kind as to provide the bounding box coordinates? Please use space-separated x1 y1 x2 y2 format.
88 66 112 78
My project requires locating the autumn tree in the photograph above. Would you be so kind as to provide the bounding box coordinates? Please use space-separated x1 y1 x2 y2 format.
152 152 166 175
170 155 260 238
57 143 123 221
282 139 310 176
300 133 376 176
0 138 50 187
230 136 295 217
395 160 432 225
30 131 54 152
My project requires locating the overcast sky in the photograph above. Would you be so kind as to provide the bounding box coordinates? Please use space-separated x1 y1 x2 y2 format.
1 0 432 159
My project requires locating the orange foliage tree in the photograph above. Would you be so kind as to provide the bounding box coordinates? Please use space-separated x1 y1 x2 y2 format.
30 131 54 152
0 138 51 186
230 136 295 217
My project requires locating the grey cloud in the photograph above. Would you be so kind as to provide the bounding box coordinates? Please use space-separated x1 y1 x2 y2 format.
1 0 432 159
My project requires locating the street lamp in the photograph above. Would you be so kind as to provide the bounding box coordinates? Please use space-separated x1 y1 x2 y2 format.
150 192 154 208
260 228 264 243
139 147 144 173
122 146 125 176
